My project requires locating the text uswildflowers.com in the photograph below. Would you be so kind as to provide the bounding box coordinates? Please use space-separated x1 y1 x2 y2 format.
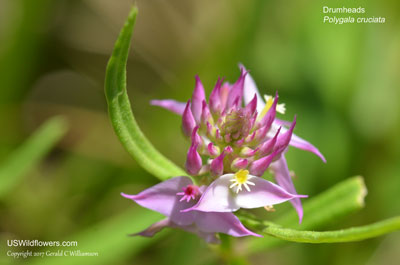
7 240 78 247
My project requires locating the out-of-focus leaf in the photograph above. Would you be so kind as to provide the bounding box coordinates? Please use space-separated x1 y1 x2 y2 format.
260 216 400 243
104 6 186 180
27 209 167 265
0 0 52 104
246 176 367 252
0 116 67 198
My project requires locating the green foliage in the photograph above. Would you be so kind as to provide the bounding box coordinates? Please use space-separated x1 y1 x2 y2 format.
246 177 399 251
27 209 167 265
0 116 67 198
261 216 400 243
246 176 368 252
104 6 186 181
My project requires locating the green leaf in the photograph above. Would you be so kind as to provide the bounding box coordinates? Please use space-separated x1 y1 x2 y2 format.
0 0 53 104
0 116 67 198
279 176 367 229
104 6 186 180
247 176 368 252
261 216 400 243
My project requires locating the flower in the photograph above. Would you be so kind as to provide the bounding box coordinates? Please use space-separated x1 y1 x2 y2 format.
121 176 261 243
182 169 306 213
151 65 325 222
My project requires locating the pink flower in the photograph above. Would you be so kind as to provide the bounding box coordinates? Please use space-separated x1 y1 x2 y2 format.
151 65 325 222
122 176 261 243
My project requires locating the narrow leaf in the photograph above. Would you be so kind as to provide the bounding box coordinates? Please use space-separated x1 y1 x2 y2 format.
104 6 186 180
262 216 400 243
0 116 67 198
247 176 367 252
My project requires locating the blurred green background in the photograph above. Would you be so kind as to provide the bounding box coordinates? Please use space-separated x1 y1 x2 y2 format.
0 0 399 264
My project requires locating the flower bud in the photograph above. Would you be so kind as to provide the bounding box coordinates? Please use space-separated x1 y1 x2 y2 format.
185 143 202 175
182 100 196 137
231 158 248 171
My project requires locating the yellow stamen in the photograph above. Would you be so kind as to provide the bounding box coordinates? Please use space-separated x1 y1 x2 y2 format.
257 96 274 120
235 170 249 184
257 95 286 121
229 170 255 193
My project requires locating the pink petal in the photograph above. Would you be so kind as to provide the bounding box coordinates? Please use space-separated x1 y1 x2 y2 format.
258 127 281 156
273 116 296 153
272 122 326 163
172 222 220 244
240 64 265 114
270 156 304 223
249 150 279 176
132 218 171 237
182 100 197 137
289 133 326 163
185 142 202 175
121 177 196 226
234 176 305 209
195 212 261 238
244 94 258 116
182 174 239 212
183 174 303 213
231 158 248 170
210 151 226 176
201 100 212 125
258 92 278 130
207 142 220 157
209 78 224 115
191 75 206 123
150 99 186 115
226 68 247 109
220 83 230 110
